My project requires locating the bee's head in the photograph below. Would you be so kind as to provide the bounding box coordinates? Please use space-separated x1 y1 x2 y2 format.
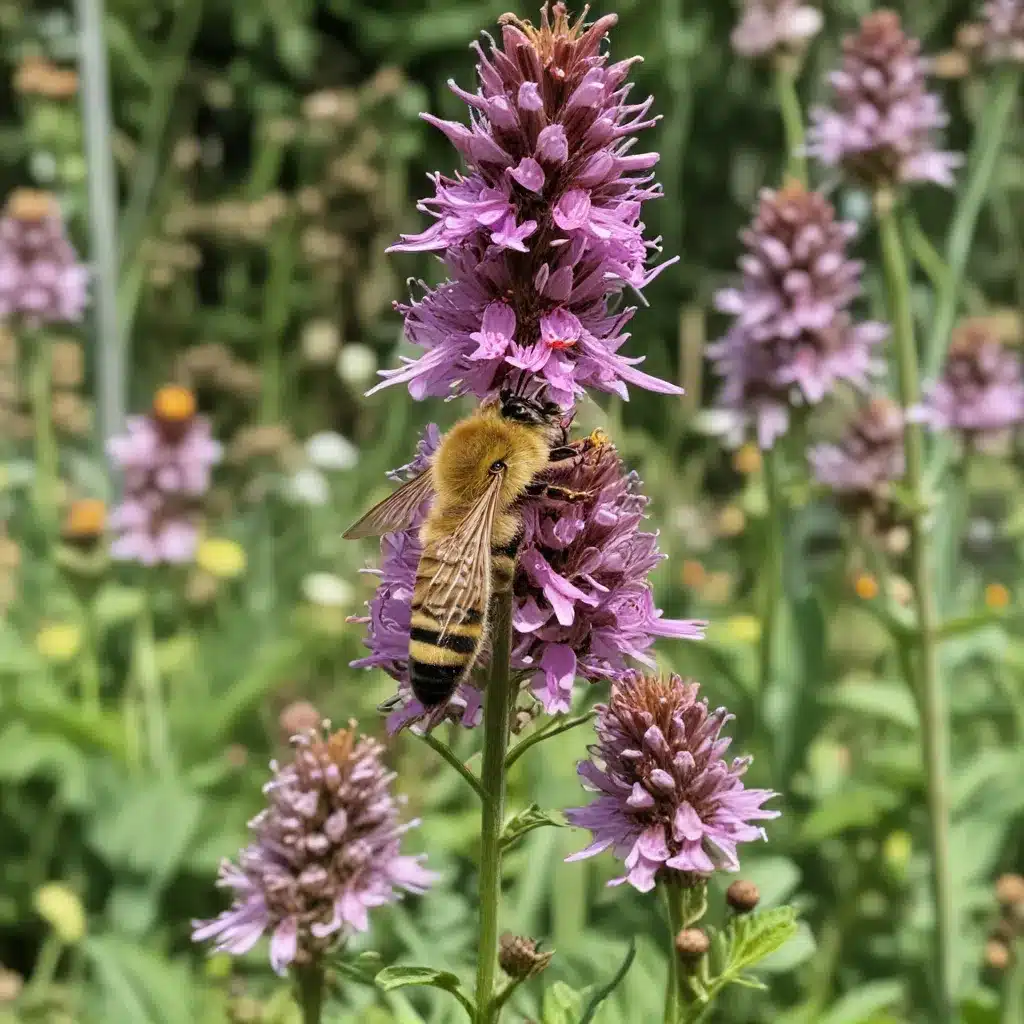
498 387 564 428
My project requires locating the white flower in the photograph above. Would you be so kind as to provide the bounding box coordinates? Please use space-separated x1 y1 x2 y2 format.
286 467 329 506
301 320 340 364
305 431 358 471
302 572 354 608
336 343 378 387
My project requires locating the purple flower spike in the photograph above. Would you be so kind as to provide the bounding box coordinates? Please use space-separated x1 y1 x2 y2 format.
565 671 779 892
193 724 436 974
106 385 222 566
350 429 705 731
730 1 823 59
709 181 887 448
807 11 961 189
808 396 905 497
917 320 1024 446
0 189 88 326
373 2 681 406
984 1 1024 64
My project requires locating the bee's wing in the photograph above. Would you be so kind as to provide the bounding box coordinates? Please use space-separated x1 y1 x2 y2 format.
421 473 503 639
343 469 435 539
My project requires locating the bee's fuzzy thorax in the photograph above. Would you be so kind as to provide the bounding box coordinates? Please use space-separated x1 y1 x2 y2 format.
431 415 549 512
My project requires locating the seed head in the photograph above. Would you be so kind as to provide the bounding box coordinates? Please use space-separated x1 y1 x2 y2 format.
498 933 554 979
675 927 710 962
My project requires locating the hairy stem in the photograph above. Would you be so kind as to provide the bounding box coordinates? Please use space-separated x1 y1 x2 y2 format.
876 199 954 1020
474 590 515 1024
924 68 1020 379
294 963 324 1024
759 447 784 701
774 57 807 186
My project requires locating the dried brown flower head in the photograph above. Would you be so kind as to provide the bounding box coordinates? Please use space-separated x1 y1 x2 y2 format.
498 934 554 979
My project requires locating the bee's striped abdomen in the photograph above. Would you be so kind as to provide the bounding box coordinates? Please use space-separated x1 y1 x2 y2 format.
490 531 522 595
407 603 484 707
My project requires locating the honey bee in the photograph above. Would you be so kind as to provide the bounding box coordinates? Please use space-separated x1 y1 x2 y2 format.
344 387 594 708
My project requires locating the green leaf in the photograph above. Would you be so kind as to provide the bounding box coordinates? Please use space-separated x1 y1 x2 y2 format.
374 966 475 1018
725 906 802 975
798 786 901 844
819 980 905 1024
579 940 636 1024
541 982 585 1024
501 804 565 852
819 679 919 731
756 921 815 974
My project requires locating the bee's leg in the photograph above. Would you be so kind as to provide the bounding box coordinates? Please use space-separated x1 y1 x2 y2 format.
524 481 592 502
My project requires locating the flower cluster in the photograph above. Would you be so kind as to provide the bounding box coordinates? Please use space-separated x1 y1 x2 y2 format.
984 0 1024 63
917 320 1024 446
709 181 886 448
0 189 88 326
807 11 961 189
106 386 222 565
809 396 905 499
351 429 705 730
371 1 680 407
192 724 435 973
565 672 778 892
730 1 823 59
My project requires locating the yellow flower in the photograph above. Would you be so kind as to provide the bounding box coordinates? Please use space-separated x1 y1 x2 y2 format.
34 883 86 943
35 622 81 664
985 583 1010 610
196 538 247 580
883 831 912 874
724 615 762 645
854 573 879 601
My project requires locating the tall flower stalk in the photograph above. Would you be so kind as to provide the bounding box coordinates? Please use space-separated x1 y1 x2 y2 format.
876 197 953 1020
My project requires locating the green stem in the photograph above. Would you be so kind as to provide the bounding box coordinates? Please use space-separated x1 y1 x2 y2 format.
25 934 64 998
420 731 485 801
294 963 325 1024
75 0 126 478
876 199 954 1021
504 710 596 772
774 57 807 186
759 447 784 702
924 68 1020 379
661 884 683 1024
1001 940 1024 1024
79 602 102 716
473 590 515 1024
30 336 57 533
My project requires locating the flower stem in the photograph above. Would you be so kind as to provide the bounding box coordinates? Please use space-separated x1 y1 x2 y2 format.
759 446 784 700
294 963 324 1024
1001 940 1024 1024
660 881 708 1024
774 57 807 186
474 589 515 1024
30 335 57 535
135 590 171 774
75 0 126 481
924 68 1020 380
876 198 954 1021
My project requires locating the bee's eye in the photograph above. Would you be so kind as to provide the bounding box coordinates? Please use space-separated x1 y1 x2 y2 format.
490 459 507 474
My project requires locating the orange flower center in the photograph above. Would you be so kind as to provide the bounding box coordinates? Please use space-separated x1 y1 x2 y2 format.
6 188 57 222
153 384 196 423
63 499 106 539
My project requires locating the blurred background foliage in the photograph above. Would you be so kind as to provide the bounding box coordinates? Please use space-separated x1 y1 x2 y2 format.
1 0 1024 1022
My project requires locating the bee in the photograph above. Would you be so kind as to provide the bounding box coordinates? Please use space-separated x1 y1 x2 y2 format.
344 387 593 708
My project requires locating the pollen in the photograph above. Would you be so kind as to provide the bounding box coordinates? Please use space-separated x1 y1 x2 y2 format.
153 384 196 423
854 573 879 600
985 583 1010 610
62 498 106 541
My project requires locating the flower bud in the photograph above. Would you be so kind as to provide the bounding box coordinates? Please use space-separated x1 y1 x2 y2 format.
34 883 86 944
498 933 554 980
726 880 761 914
996 873 1024 909
675 928 710 964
